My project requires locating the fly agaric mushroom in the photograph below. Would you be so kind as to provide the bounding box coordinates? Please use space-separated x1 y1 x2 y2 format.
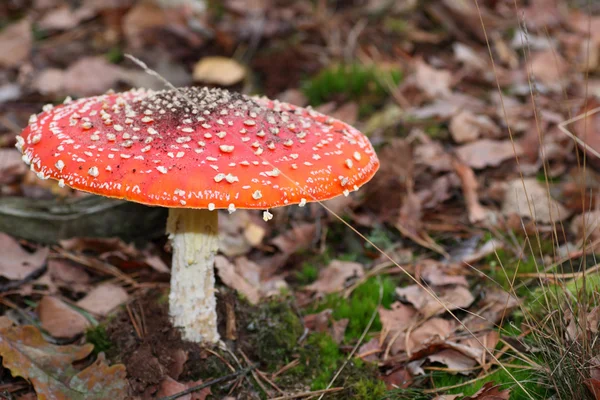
16 87 379 343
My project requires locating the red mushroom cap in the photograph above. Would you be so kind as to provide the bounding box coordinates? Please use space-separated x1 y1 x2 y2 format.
17 87 379 210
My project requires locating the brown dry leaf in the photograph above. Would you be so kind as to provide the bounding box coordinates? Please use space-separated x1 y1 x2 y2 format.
193 56 246 86
396 285 474 317
233 257 287 298
570 210 600 243
156 376 211 400
432 395 460 400
37 296 90 338
464 289 519 331
63 57 125 97
452 158 488 223
358 338 381 362
502 178 570 223
219 210 266 257
304 309 332 333
215 255 261 304
0 325 127 399
414 59 452 98
34 57 125 97
331 318 348 344
0 149 27 183
271 223 316 255
48 259 90 290
381 367 412 390
450 110 499 143
379 302 419 334
459 330 500 365
530 49 569 90
419 260 468 287
0 19 32 68
0 233 48 280
456 139 522 169
123 2 170 49
427 349 476 375
463 382 510 399
305 260 364 294
404 318 456 355
37 5 95 31
76 283 129 316
571 98 600 163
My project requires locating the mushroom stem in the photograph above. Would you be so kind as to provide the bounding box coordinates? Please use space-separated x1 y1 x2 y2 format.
167 208 220 343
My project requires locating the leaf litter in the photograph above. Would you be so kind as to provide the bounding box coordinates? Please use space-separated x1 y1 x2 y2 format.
0 0 599 398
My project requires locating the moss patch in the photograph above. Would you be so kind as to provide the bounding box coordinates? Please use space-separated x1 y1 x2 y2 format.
309 277 396 340
85 324 113 356
302 63 402 115
241 299 304 369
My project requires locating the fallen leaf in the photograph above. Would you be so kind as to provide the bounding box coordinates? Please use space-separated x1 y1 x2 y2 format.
62 57 125 97
419 260 469 287
215 255 261 304
37 5 95 31
529 50 569 91
456 139 522 169
304 309 332 333
427 349 476 375
0 325 127 399
379 302 419 334
414 59 452 98
358 338 381 362
396 285 474 317
452 158 488 223
0 149 27 183
464 289 519 331
305 260 364 294
331 318 348 344
459 330 500 365
463 382 510 399
219 210 266 257
381 367 412 390
193 56 246 86
0 19 32 68
450 110 499 143
156 376 211 400
404 318 456 355
76 283 129 316
502 178 570 223
271 223 316 255
453 43 488 70
37 296 90 338
0 233 48 280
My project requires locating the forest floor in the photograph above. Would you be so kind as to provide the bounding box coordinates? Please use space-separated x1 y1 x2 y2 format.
1 0 600 399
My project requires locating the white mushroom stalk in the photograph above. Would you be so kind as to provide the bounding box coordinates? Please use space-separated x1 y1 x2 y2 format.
167 208 220 342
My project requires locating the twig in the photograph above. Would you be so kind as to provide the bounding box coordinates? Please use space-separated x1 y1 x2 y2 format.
316 277 384 400
156 365 255 400
269 387 344 400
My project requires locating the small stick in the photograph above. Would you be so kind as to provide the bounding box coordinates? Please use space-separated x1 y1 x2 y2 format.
156 365 255 400
269 387 344 400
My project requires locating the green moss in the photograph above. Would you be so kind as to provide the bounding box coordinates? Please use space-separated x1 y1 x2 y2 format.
246 300 303 368
309 277 396 341
351 378 387 399
296 263 319 284
85 325 112 355
302 63 402 111
105 47 124 64
286 332 385 397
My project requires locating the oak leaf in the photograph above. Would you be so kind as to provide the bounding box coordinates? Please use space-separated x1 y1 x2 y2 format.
0 325 127 400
